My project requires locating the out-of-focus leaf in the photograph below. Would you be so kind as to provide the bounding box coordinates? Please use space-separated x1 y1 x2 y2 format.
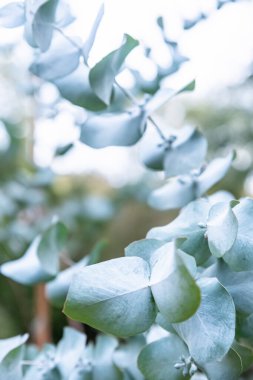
82 4 104 62
0 334 28 380
173 277 235 364
25 0 59 52
232 341 253 372
1 221 66 285
145 80 195 114
207 201 238 258
138 335 190 380
55 143 74 157
54 0 75 27
55 327 86 378
92 335 122 380
200 349 242 380
80 107 147 148
0 2 25 28
223 198 253 271
149 153 234 210
113 336 145 380
89 34 138 105
53 64 107 111
150 243 200 323
63 257 157 337
30 34 81 81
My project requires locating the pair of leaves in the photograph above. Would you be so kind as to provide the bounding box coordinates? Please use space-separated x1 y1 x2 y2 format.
140 125 207 177
138 277 237 379
1 220 67 285
64 242 200 337
148 151 234 210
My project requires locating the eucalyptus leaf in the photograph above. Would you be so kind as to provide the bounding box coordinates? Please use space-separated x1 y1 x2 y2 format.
144 80 195 114
137 335 190 380
1 221 66 285
93 335 122 380
223 198 253 271
31 0 59 52
173 277 235 364
30 33 81 81
55 327 86 378
0 2 25 28
124 238 165 264
207 201 238 258
164 128 207 177
53 64 107 111
82 4 104 62
113 336 145 380
204 260 253 314
150 243 200 323
201 349 242 380
89 34 139 105
232 341 253 372
80 108 147 148
63 257 157 337
0 334 28 380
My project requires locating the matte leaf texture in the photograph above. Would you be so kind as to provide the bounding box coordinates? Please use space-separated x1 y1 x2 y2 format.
82 4 104 63
1 221 67 285
144 80 195 115
139 125 206 173
147 198 211 265
92 335 122 380
46 241 105 307
23 344 59 380
232 341 253 372
223 198 253 271
150 243 200 323
46 256 90 307
125 238 165 264
30 33 81 81
206 201 238 258
173 277 235 364
148 152 234 210
0 2 25 28
55 327 86 379
204 259 253 314
63 257 157 337
80 107 147 148
25 0 59 52
53 64 107 111
0 334 28 380
89 34 139 105
200 349 242 380
113 336 145 380
138 335 190 380
164 128 207 178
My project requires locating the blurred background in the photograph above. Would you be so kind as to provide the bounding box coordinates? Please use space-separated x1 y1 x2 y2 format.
1 0 253 343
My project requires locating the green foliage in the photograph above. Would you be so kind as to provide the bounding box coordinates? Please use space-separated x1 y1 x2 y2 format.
0 0 252 379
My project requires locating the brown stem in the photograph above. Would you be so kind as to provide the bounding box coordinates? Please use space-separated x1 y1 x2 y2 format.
32 284 52 347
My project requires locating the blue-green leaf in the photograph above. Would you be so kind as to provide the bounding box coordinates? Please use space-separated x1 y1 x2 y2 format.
0 2 25 28
89 34 139 105
80 108 147 148
223 198 253 271
0 334 28 380
82 4 104 63
150 243 200 323
173 277 235 364
124 238 165 264
53 64 107 111
63 257 157 337
138 335 190 380
30 34 81 81
201 349 242 380
207 201 238 258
